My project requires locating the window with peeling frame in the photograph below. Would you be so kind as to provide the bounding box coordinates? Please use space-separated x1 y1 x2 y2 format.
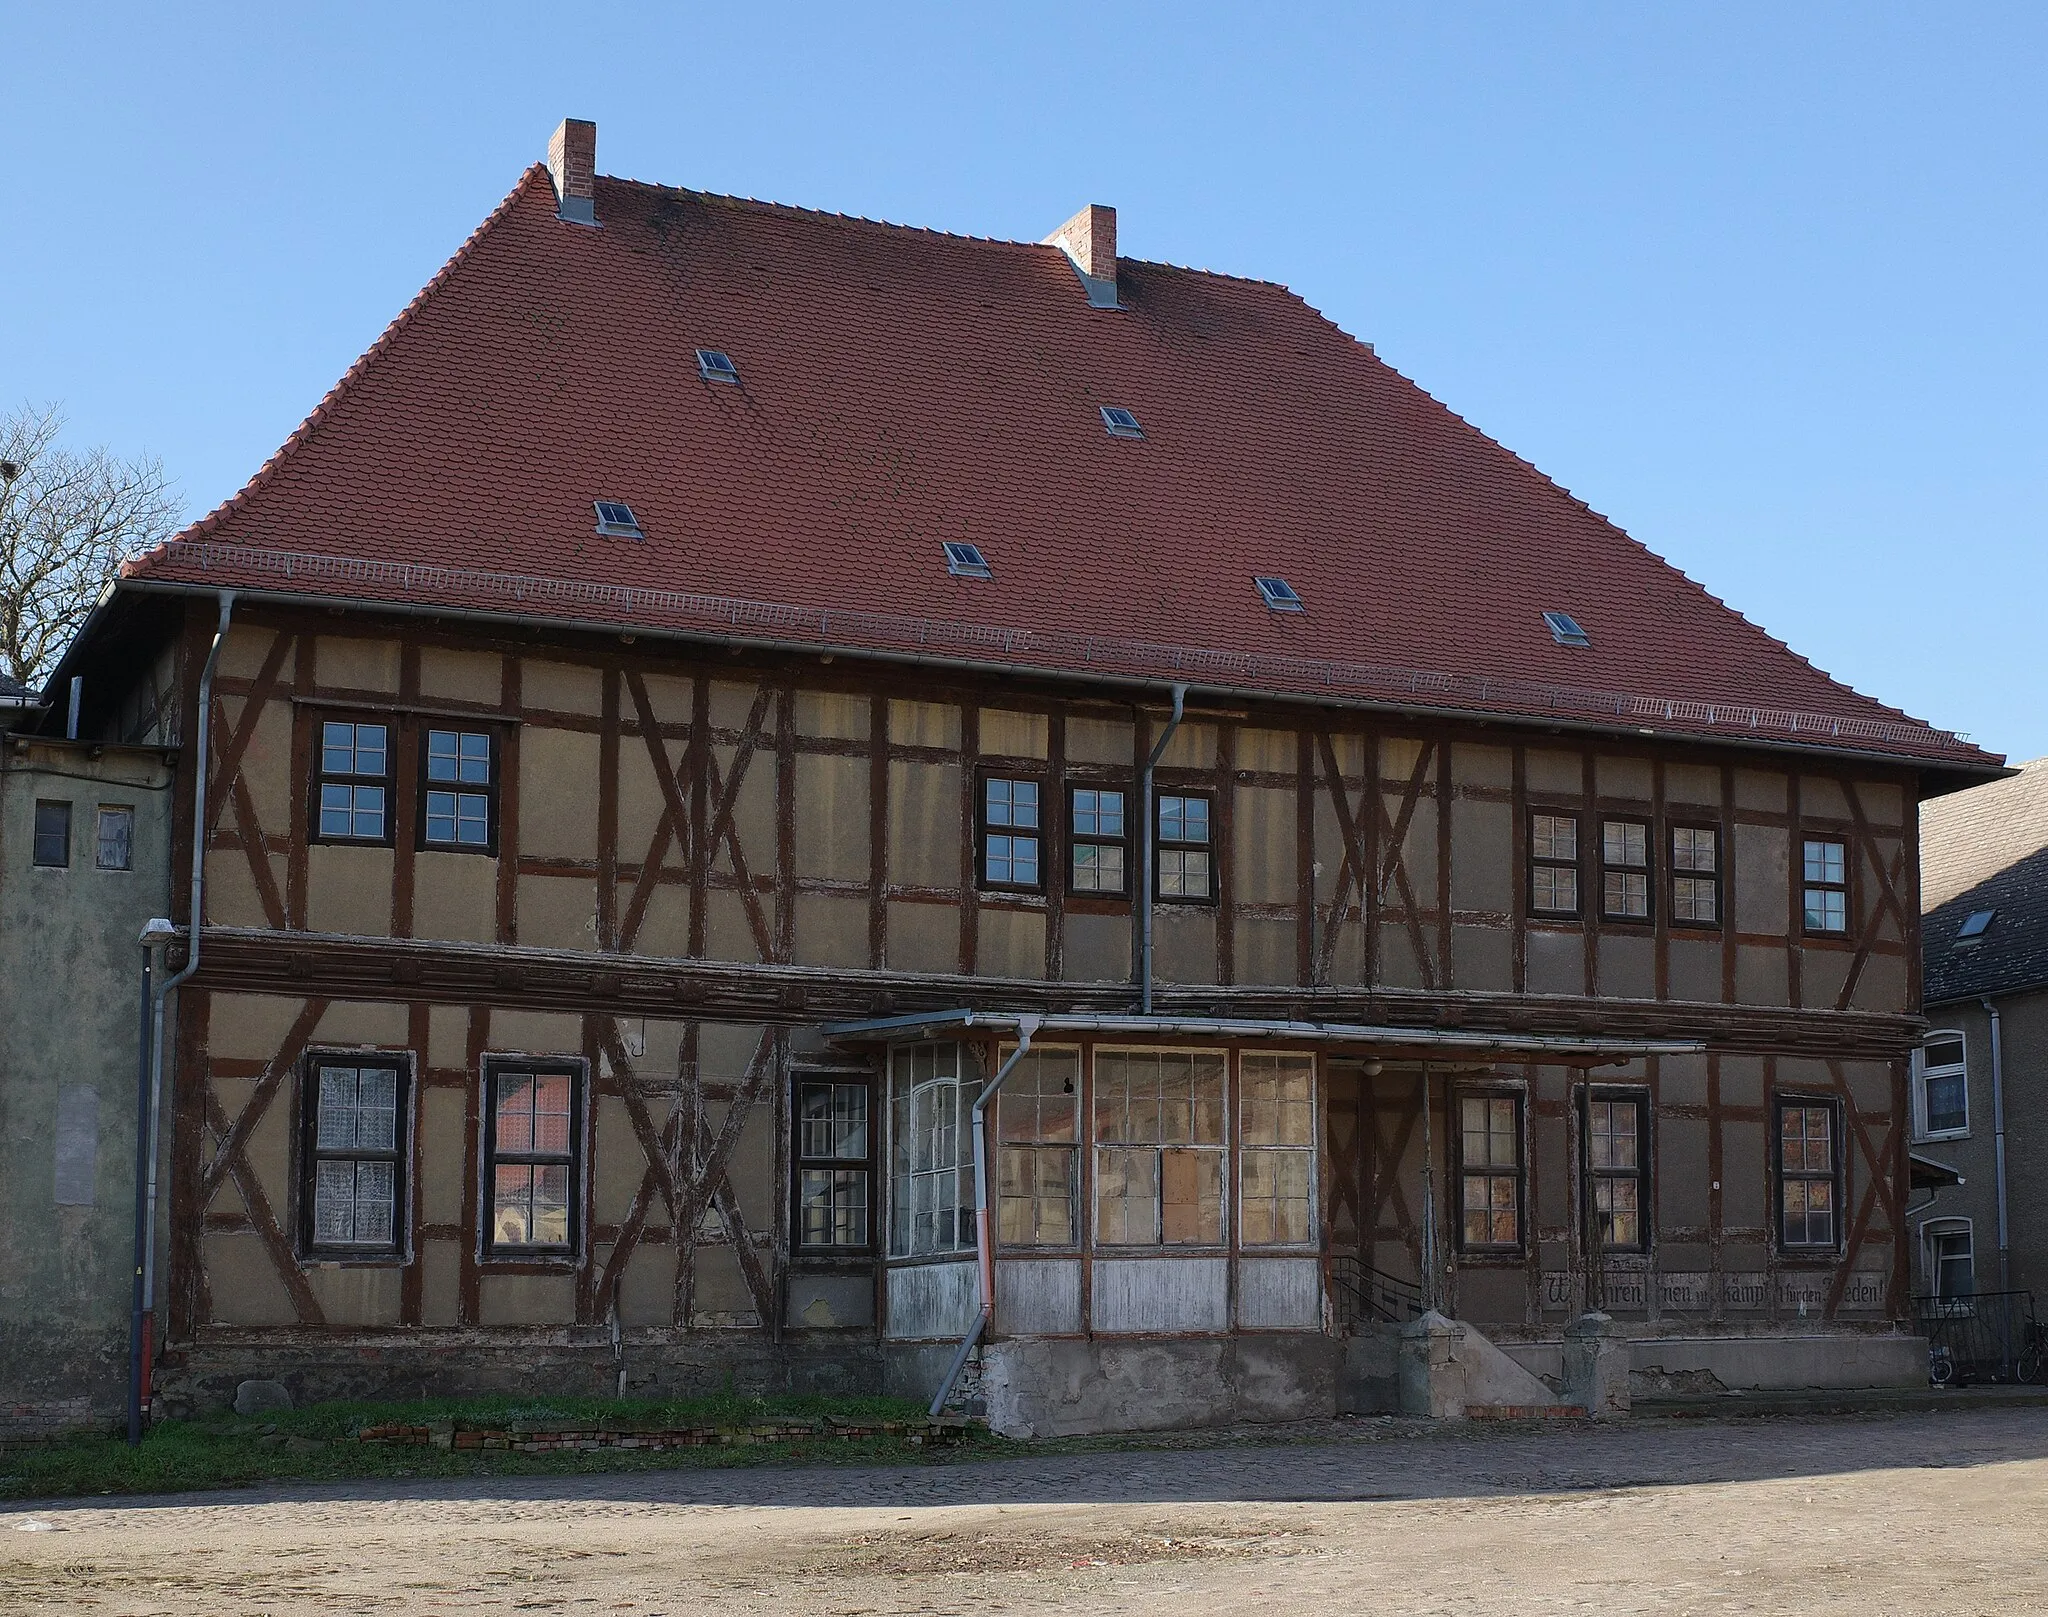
1456 1089 1524 1252
1240 1053 1317 1247
795 1075 872 1250
1093 1048 1226 1245
1670 824 1719 925
1582 1088 1648 1254
996 1046 1081 1247
1155 792 1215 902
1601 818 1651 921
1068 784 1129 896
889 1043 976 1258
1776 1098 1840 1250
1528 811 1580 917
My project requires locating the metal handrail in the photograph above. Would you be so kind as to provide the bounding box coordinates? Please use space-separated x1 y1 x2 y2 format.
1329 1253 1426 1326
126 539 1982 759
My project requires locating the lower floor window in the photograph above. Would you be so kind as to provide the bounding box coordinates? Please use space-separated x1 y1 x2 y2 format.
1777 1099 1839 1249
1457 1090 1523 1251
302 1055 408 1256
1093 1048 1226 1244
797 1076 872 1250
997 1047 1080 1246
1926 1222 1974 1299
485 1059 582 1254
890 1043 976 1257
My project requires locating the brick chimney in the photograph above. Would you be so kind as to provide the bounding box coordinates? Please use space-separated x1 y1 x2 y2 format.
1043 204 1119 309
547 118 597 225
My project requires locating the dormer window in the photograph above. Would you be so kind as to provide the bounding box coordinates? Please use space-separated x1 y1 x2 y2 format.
593 501 643 538
1100 406 1144 439
697 349 741 383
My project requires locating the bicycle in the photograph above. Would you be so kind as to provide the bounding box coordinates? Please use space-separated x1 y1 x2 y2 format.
2019 1320 2048 1385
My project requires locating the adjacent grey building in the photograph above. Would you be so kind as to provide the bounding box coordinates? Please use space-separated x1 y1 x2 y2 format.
0 684 176 1437
1915 758 2048 1305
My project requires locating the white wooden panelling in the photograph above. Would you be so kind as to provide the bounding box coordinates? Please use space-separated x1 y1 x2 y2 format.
1236 1257 1322 1329
1092 1257 1229 1334
995 1259 1083 1335
884 1261 979 1341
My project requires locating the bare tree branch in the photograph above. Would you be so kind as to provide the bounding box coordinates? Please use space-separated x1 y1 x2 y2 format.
0 403 183 688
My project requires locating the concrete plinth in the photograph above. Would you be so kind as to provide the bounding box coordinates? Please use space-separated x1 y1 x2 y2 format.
979 1334 1341 1437
1399 1310 1559 1418
1562 1312 1632 1418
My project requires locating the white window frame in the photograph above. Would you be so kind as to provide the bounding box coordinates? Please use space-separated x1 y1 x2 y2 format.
1090 1045 1229 1248
1922 1217 1975 1300
1238 1052 1319 1249
1914 1032 1969 1141
886 1043 977 1260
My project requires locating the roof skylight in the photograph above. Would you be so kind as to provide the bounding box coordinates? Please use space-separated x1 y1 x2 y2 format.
593 500 644 538
944 541 992 579
1255 576 1305 612
1543 610 1590 647
696 349 741 384
1955 909 1997 945
1100 406 1144 439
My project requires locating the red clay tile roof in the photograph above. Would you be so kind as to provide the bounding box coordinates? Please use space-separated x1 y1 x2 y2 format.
125 166 1996 770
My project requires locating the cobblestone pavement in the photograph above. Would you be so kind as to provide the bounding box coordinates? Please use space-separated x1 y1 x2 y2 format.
5 1408 2047 1614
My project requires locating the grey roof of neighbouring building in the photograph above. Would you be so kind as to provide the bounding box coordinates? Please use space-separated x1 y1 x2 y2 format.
1923 757 2048 1005
0 672 31 702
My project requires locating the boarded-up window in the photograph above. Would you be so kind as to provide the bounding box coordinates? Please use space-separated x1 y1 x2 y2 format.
1093 1049 1225 1245
302 1056 409 1256
997 1046 1080 1246
889 1043 976 1257
1240 1053 1316 1246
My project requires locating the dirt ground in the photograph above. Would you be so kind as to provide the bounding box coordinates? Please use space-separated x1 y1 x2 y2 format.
5 1406 2046 1615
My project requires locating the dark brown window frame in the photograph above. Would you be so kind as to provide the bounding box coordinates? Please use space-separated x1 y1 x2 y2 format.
1599 815 1654 924
792 1068 877 1256
1527 807 1582 919
415 723 503 857
1773 1093 1843 1254
310 710 398 848
1668 820 1722 929
1067 781 1132 900
1452 1083 1527 1257
297 1048 415 1264
1580 1085 1651 1256
1801 833 1852 937
1153 787 1218 905
975 769 1046 895
479 1054 588 1262
31 799 71 868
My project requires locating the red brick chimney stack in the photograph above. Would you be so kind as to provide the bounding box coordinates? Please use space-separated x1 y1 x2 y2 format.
1044 204 1120 309
548 119 598 226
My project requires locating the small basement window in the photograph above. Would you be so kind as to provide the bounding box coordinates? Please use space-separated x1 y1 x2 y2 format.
1255 576 1304 612
593 501 644 538
1100 406 1144 439
1543 610 1590 647
943 541 992 579
697 349 741 383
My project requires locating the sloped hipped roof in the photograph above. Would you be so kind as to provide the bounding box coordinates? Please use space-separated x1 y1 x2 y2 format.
1923 758 2048 1004
124 165 1994 771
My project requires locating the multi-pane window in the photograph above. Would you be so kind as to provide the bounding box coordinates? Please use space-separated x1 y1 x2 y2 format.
996 1046 1081 1246
1670 825 1719 925
1583 1090 1648 1253
1240 1053 1316 1247
1094 1049 1226 1245
303 1057 407 1256
95 806 134 871
1457 1090 1523 1251
889 1043 976 1257
1803 838 1849 933
422 729 496 851
317 720 391 841
31 800 70 868
1069 786 1128 896
484 1060 580 1254
1917 1032 1968 1139
1601 818 1651 921
1529 812 1580 917
796 1078 871 1250
1777 1099 1839 1249
1155 793 1214 901
980 776 1042 891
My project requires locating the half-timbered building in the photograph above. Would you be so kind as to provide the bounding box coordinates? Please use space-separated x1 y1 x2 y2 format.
50 120 2003 1430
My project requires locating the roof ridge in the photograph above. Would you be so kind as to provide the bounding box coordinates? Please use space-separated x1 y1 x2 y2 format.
137 166 551 562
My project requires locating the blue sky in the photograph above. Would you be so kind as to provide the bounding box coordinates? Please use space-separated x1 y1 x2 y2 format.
6 3 2042 759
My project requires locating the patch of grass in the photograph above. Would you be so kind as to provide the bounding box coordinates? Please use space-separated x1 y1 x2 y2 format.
0 1392 998 1503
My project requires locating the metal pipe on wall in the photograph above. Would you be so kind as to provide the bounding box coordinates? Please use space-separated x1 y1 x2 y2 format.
1136 683 1187 1016
126 591 234 1443
1982 996 2010 1292
927 1016 1040 1419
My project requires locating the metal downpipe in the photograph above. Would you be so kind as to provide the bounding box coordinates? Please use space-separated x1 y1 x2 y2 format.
1982 996 2010 1292
127 591 234 1442
927 1016 1041 1419
1137 683 1188 1016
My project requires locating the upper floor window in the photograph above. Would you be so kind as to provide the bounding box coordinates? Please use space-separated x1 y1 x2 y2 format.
1155 792 1215 902
1456 1089 1524 1253
889 1043 976 1258
95 806 135 871
301 1054 409 1258
1583 1089 1648 1253
1776 1097 1840 1250
996 1046 1081 1247
421 728 497 852
1601 818 1651 921
1803 838 1849 934
1670 824 1719 926
1529 811 1580 917
1069 786 1128 896
31 800 70 868
317 719 391 842
978 775 1042 892
795 1075 872 1251
1916 1031 1968 1139
1094 1048 1226 1245
484 1058 582 1256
